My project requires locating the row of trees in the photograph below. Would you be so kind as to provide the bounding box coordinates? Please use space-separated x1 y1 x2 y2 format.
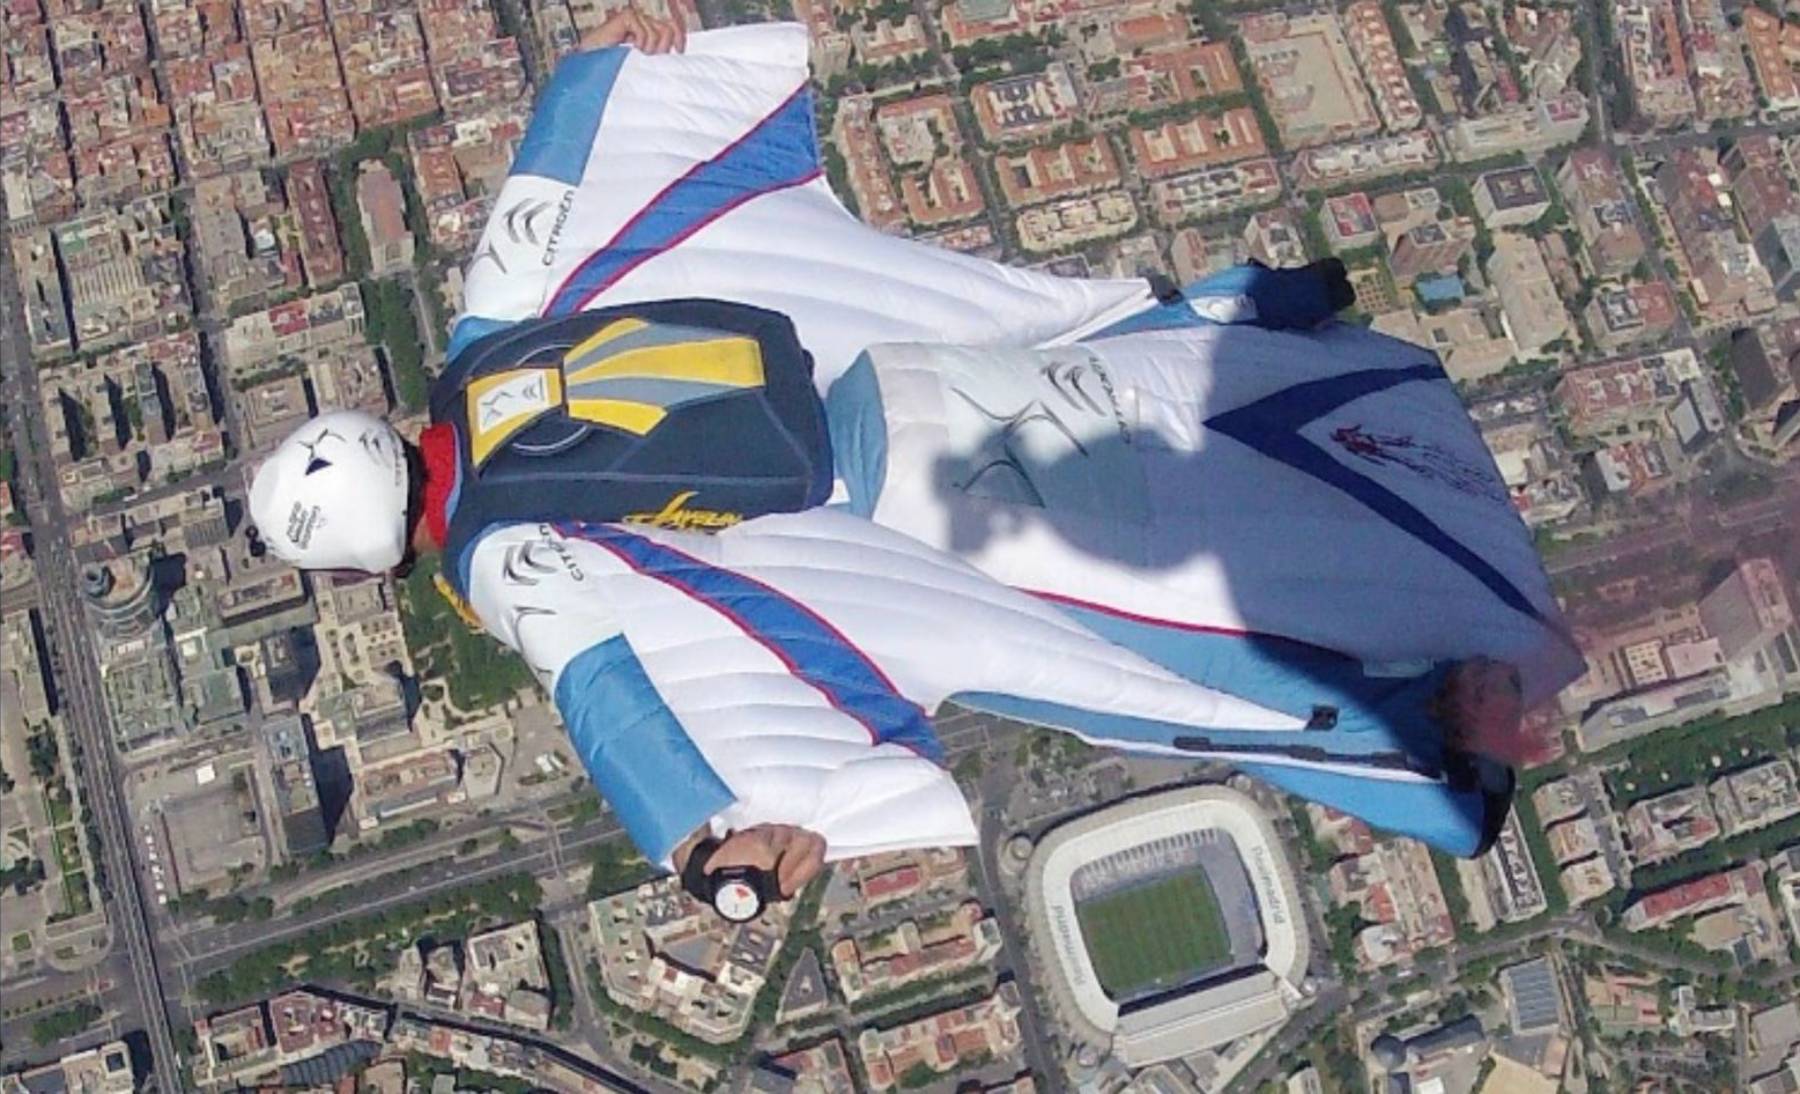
169 892 275 924
588 963 742 1067
320 119 439 410
586 839 658 901
0 446 23 526
25 726 58 781
950 31 1058 76
363 279 430 412
1600 694 1800 804
1430 849 1472 927
1624 812 1800 897
747 877 827 1030
1509 787 1569 917
538 915 577 1032
30 1001 101 1047
196 873 543 1007
397 553 537 712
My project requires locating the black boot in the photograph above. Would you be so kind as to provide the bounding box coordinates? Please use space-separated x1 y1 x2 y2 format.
1311 257 1357 314
1146 271 1184 305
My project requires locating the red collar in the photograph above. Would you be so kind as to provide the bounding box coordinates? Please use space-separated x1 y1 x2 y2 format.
418 422 459 550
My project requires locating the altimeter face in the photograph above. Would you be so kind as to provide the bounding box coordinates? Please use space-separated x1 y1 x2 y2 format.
713 876 763 923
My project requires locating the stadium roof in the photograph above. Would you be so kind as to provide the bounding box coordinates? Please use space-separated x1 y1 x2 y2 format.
1024 786 1308 1064
1116 969 1291 1065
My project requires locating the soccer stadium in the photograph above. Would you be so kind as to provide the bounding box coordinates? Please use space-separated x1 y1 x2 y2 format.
1025 786 1310 1066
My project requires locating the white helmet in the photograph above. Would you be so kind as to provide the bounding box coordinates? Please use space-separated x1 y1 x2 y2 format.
248 409 412 573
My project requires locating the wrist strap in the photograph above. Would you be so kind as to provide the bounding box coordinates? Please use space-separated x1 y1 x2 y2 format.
680 836 720 905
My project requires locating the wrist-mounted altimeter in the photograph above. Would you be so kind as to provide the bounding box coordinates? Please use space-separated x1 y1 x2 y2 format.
680 836 777 923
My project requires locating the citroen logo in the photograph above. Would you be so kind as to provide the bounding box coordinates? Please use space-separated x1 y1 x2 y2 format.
500 543 560 587
470 238 508 275
1040 360 1106 415
503 199 552 246
951 388 1089 507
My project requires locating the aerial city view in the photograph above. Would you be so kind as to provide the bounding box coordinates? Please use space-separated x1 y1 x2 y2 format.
0 0 1798 1091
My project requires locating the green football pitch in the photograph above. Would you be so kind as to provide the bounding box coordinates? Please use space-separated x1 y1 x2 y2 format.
1075 871 1231 999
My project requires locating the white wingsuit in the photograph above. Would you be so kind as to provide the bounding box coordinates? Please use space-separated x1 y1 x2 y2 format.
438 24 1581 866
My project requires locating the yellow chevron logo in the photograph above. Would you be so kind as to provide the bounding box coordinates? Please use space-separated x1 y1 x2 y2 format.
565 317 647 363
561 320 765 437
562 397 670 436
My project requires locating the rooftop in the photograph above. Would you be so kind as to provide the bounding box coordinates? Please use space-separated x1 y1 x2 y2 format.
1501 957 1562 1034
1478 165 1550 211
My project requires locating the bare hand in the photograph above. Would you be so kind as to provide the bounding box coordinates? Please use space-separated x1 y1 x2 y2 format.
579 9 686 54
707 824 827 898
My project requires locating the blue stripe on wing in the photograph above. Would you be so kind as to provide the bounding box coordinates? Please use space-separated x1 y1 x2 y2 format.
511 47 629 185
558 522 944 762
544 87 821 316
556 633 736 864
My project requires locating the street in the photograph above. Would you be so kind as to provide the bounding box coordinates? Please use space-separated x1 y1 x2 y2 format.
1546 463 1800 576
973 752 1065 1093
163 714 1001 1000
1 196 185 1091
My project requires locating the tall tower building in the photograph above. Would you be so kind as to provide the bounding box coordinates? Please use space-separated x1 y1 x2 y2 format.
81 560 161 644
260 714 329 857
1699 558 1794 662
